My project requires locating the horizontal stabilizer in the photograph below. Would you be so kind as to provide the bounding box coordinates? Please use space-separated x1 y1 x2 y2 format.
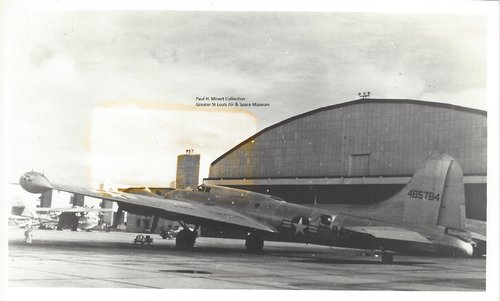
470 232 486 242
346 226 432 244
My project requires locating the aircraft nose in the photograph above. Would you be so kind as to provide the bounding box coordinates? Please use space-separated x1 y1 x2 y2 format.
19 171 53 193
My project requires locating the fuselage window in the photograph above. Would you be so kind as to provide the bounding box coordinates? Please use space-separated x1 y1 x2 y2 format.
320 214 333 226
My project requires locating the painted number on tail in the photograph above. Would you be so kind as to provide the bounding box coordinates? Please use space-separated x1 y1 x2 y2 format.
407 190 440 201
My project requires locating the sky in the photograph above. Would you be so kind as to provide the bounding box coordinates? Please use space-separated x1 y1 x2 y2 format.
3 4 497 207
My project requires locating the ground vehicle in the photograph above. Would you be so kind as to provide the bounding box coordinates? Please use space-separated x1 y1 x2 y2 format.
133 234 153 245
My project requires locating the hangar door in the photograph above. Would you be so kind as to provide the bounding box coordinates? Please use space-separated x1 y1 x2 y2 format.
348 154 370 176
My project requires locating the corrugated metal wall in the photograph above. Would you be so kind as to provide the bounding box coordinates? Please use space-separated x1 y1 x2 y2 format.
209 100 486 179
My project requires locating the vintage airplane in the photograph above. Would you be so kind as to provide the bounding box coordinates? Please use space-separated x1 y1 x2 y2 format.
8 211 39 227
10 206 53 228
10 204 112 231
18 153 481 262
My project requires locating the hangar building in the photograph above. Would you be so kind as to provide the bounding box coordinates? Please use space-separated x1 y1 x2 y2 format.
205 99 487 221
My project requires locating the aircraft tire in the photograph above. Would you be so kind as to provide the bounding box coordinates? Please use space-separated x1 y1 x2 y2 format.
176 229 195 250
245 234 264 253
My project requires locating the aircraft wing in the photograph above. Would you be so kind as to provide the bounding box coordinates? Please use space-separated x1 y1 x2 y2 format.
465 219 486 240
9 214 31 220
50 183 278 233
35 207 114 213
10 213 56 223
345 226 432 244
35 216 59 223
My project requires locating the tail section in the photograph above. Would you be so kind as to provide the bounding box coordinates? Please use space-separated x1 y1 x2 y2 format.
11 205 35 218
383 153 466 231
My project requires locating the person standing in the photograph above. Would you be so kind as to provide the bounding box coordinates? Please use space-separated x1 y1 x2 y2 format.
24 223 33 244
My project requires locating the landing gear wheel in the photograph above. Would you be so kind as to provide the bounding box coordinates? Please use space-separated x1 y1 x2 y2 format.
176 228 196 250
381 253 393 264
245 234 264 253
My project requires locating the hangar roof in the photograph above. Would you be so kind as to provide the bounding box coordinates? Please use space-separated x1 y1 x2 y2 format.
211 99 486 166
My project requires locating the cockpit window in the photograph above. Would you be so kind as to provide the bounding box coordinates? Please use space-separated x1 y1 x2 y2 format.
196 185 211 193
320 215 333 226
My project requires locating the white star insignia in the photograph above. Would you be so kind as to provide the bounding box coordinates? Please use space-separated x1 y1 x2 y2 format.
293 217 308 235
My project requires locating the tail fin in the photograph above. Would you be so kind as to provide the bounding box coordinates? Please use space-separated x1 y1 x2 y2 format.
11 205 35 218
385 153 466 231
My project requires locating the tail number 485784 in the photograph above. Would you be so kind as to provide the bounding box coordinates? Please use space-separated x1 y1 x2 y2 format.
407 190 440 201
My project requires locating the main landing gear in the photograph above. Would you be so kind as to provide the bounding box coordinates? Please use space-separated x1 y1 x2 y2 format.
175 222 198 250
245 233 264 253
381 252 393 264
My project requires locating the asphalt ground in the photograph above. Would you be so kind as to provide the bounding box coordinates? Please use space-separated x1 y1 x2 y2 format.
7 228 485 290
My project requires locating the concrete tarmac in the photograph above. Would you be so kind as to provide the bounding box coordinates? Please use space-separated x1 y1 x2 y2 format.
7 228 485 290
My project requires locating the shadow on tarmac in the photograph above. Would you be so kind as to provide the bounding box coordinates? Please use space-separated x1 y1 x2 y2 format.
293 257 433 265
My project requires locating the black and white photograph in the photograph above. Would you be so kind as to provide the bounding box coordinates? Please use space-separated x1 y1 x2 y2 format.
1 0 498 299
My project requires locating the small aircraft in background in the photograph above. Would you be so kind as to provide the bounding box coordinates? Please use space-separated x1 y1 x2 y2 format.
19 153 484 262
8 212 40 227
10 205 113 231
10 205 56 228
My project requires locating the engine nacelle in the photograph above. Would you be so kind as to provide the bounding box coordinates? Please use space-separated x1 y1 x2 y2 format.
19 171 53 194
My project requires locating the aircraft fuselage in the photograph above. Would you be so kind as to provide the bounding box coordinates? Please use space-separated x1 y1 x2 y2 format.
162 185 473 257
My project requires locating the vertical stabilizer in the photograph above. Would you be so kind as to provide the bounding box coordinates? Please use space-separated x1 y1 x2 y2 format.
400 154 452 226
380 153 466 230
